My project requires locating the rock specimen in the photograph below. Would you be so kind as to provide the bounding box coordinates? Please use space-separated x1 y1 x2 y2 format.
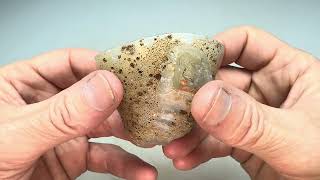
96 33 224 147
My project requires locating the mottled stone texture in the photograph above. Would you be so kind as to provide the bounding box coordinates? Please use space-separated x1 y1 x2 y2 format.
96 33 224 147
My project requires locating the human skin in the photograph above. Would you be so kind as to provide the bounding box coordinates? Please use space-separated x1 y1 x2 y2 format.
163 26 320 180
2 26 320 180
0 49 157 180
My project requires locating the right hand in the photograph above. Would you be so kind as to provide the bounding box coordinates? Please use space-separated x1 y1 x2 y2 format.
163 26 320 180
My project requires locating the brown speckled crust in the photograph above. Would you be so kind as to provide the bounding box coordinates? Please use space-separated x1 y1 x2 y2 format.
96 33 224 147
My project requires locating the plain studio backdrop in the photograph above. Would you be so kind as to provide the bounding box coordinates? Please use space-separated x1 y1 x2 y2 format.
0 1 319 180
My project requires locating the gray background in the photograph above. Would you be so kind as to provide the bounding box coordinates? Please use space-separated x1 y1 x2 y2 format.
0 0 319 180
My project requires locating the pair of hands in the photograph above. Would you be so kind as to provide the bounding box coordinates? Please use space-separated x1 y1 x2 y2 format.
1 26 320 180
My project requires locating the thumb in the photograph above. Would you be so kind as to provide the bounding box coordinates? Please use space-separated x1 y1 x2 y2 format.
4 70 123 156
191 80 288 160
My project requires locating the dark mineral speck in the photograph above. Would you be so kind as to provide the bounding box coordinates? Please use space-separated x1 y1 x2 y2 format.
154 73 161 80
179 110 188 115
162 64 167 70
121 44 135 55
146 80 153 86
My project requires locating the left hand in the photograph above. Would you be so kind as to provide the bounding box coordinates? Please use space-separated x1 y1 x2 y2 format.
0 48 157 180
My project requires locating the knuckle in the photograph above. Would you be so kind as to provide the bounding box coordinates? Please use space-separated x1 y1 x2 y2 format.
225 101 265 149
209 80 225 88
293 48 317 64
48 93 88 136
235 25 260 35
240 25 259 31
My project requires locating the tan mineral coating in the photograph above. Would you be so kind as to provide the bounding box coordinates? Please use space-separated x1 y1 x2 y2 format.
96 33 224 147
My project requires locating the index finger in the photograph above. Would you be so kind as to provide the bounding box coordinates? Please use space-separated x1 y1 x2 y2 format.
214 26 288 70
29 48 99 89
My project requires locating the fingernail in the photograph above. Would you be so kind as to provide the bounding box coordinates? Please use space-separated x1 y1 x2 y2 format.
202 88 232 126
83 73 115 111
